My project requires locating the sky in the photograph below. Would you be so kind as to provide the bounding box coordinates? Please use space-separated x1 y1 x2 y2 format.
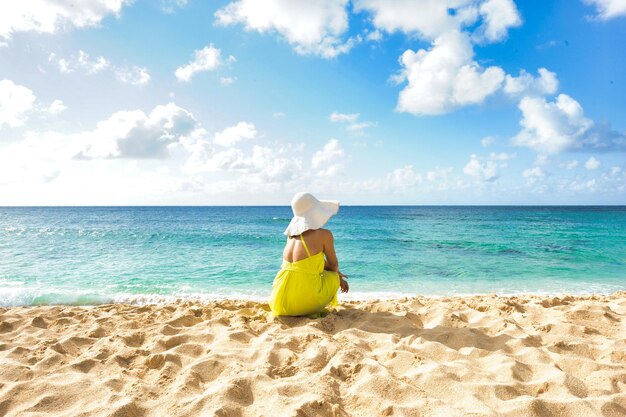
0 0 625 205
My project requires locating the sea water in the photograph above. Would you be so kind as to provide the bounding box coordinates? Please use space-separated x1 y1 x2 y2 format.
0 206 625 306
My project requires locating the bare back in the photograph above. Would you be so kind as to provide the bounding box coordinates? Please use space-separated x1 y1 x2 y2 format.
283 229 339 271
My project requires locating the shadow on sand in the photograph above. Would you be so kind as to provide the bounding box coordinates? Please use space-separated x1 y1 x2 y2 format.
273 306 515 353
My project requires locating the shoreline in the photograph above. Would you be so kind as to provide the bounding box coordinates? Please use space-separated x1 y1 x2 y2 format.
3 289 626 308
1 292 625 416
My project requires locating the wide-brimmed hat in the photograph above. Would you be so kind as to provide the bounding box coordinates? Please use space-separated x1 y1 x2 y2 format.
284 192 339 236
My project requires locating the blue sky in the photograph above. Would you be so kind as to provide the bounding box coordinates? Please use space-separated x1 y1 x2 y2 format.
0 0 625 205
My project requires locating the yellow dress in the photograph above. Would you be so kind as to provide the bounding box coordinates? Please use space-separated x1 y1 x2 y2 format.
269 234 340 316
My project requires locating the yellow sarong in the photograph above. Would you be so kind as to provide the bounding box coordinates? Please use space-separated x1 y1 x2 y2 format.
269 234 339 316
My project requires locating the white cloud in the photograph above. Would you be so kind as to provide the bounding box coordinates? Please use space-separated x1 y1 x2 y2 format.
387 165 422 189
585 156 600 170
353 1 524 117
566 178 597 192
513 94 584 153
213 122 257 147
75 51 110 73
220 76 237 85
0 133 185 204
534 154 549 166
183 135 302 182
522 166 545 178
0 0 130 40
161 0 188 14
0 102 201 202
365 29 382 42
463 153 500 182
115 66 151 86
49 50 151 85
0 80 70 127
522 166 545 184
47 99 67 115
481 136 496 147
329 111 376 135
175 45 223 82
504 68 558 97
353 0 478 40
489 152 516 161
311 138 345 176
510 94 624 154
561 160 579 170
354 0 520 42
475 0 522 42
424 167 455 190
395 30 505 115
346 121 377 135
251 146 303 181
211 0 522 121
49 50 110 74
0 131 74 186
273 111 286 118
536 39 559 50
382 165 461 193
329 112 359 123
0 130 80 187
0 79 36 128
191 146 301 181
584 0 626 20
215 0 355 58
76 103 198 159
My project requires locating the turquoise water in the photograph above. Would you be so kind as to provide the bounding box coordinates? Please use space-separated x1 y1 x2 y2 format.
0 206 625 306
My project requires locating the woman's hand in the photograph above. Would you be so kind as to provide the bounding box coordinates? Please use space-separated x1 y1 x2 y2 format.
338 271 349 293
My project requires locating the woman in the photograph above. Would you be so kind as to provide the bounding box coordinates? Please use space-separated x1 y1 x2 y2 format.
269 192 349 316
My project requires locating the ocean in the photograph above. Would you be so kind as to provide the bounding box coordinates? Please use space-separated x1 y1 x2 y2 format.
1 206 625 306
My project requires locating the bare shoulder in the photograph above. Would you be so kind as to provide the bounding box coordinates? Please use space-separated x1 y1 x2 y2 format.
303 228 333 242
318 228 334 241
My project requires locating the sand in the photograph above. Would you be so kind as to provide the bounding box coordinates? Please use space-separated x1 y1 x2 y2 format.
0 293 625 417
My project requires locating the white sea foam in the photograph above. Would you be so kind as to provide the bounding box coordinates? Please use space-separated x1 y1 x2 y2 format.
1 285 623 307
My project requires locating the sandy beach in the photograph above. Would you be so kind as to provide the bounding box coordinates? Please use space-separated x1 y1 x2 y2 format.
1 293 625 417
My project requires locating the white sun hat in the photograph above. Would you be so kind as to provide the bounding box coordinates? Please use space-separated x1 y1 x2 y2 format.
284 192 340 236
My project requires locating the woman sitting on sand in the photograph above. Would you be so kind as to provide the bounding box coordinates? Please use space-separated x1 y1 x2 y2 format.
269 192 349 316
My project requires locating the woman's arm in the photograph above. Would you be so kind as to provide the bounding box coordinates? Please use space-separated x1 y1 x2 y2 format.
323 230 349 293
322 230 339 272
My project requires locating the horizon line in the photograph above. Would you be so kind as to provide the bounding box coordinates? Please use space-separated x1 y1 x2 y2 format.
1 204 625 208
